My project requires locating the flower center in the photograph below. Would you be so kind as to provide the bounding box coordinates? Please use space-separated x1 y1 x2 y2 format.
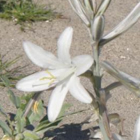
39 70 56 86
58 67 76 81
33 70 57 87
33 67 76 88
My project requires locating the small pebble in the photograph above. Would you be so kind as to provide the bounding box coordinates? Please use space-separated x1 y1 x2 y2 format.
120 56 126 59
127 48 130 51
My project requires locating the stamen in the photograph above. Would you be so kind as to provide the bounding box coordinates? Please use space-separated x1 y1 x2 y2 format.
33 101 39 113
40 70 56 81
46 70 55 78
40 77 53 80
33 70 57 87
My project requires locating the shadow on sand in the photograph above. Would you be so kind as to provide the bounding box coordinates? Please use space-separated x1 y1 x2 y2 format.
44 123 91 140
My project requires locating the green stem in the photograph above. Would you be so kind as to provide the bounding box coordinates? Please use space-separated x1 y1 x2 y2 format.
99 116 111 140
91 41 112 140
92 41 101 96
93 43 100 76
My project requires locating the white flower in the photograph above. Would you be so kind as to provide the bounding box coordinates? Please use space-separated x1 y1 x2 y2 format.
16 27 93 122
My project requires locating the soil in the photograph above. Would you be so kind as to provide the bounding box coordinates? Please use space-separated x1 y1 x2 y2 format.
0 0 140 139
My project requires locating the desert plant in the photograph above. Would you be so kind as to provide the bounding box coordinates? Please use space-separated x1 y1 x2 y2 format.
0 0 61 30
0 90 74 140
68 0 140 139
13 0 140 140
0 54 24 88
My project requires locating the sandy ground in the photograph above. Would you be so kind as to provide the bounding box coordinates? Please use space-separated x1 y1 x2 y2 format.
0 0 140 139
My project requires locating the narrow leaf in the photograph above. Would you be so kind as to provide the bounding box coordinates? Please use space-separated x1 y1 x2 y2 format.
7 89 20 108
0 105 7 117
90 0 97 13
20 93 34 111
1 75 20 108
4 56 21 68
68 0 90 26
0 120 12 135
102 61 140 97
100 2 140 45
15 109 26 133
83 0 93 12
35 119 61 135
23 130 40 140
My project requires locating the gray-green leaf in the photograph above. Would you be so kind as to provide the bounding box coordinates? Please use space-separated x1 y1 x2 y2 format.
102 61 140 97
96 0 111 16
15 109 26 133
100 2 140 45
68 0 90 26
0 120 12 135
1 75 20 108
23 130 40 140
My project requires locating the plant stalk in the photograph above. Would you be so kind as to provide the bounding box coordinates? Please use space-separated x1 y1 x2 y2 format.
92 41 101 96
92 41 112 140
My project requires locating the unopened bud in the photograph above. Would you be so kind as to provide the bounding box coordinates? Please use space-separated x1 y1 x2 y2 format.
96 0 111 16
83 0 97 13
91 15 105 41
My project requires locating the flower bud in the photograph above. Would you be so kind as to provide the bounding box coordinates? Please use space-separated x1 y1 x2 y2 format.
83 0 97 13
91 15 105 41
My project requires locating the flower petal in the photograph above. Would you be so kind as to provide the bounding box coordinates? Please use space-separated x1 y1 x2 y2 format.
23 41 64 69
69 77 92 103
48 84 67 122
48 75 75 122
57 27 73 64
16 69 66 92
72 55 93 75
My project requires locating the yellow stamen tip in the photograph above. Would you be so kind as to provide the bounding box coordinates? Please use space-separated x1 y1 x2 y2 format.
33 101 39 113
46 70 56 79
